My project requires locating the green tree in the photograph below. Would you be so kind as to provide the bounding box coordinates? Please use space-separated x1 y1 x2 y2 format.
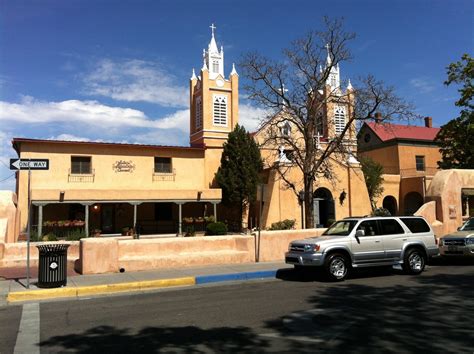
359 156 384 210
215 124 263 229
436 54 474 169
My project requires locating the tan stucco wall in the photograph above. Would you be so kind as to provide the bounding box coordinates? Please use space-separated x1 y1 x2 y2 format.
257 149 371 228
0 228 333 275
0 241 79 268
376 174 401 212
14 141 223 231
258 228 325 262
0 191 20 243
397 145 440 171
415 169 474 236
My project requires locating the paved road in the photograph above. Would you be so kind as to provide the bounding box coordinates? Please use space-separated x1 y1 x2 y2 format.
1 262 473 353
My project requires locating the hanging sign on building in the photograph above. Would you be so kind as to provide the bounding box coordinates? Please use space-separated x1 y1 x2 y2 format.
10 158 49 170
113 160 135 173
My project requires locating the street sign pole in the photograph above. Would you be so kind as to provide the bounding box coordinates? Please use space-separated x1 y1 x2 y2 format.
26 161 31 289
9 157 49 289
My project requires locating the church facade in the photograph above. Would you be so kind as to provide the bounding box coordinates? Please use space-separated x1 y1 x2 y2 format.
11 26 372 239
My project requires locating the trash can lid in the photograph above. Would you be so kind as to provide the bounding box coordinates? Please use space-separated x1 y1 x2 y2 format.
36 243 71 252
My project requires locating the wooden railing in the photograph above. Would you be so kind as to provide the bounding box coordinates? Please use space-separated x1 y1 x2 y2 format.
152 168 176 182
68 169 95 183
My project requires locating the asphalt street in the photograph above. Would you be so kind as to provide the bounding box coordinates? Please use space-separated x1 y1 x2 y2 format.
1 261 473 353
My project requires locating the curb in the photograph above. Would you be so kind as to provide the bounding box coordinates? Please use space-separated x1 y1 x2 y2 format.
7 277 196 303
6 270 279 303
195 270 278 284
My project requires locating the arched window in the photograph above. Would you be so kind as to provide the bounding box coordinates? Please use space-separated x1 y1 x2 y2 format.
281 121 291 137
316 111 324 136
213 94 227 126
334 105 346 135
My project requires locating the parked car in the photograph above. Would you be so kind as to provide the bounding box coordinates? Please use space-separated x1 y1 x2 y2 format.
439 217 474 257
285 216 439 281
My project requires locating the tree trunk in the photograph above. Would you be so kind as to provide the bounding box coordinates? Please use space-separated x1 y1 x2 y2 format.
304 174 314 229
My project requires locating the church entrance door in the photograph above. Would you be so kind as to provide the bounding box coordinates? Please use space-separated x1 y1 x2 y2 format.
313 188 335 227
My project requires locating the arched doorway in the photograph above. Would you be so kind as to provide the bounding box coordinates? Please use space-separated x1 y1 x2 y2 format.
404 192 424 215
382 196 398 216
313 188 335 227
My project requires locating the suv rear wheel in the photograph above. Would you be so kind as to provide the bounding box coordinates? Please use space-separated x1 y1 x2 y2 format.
402 248 426 275
324 253 349 281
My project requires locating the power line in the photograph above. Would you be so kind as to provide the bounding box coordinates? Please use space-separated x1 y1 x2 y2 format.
0 173 15 183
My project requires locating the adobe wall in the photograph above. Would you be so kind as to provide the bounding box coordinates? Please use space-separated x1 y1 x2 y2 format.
0 191 20 243
415 169 474 236
257 228 325 262
1 229 325 275
0 241 80 268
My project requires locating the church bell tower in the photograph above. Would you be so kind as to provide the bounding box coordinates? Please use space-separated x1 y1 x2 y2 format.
189 24 239 147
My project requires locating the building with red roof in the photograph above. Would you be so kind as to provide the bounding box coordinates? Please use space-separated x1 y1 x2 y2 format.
358 116 442 215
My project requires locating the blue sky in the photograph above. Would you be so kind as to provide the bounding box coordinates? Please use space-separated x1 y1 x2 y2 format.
0 0 472 190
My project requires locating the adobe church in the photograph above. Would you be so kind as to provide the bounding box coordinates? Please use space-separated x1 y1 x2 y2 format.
9 25 372 239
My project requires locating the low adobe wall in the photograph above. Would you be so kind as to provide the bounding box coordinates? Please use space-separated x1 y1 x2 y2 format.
77 235 256 274
77 228 325 275
257 228 325 262
0 241 80 268
1 228 325 275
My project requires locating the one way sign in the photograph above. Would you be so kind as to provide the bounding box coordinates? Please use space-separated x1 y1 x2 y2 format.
10 158 49 170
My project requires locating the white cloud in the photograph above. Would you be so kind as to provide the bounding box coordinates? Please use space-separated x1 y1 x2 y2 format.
47 134 91 142
0 97 187 131
410 78 437 93
0 130 16 191
239 103 271 132
83 59 188 107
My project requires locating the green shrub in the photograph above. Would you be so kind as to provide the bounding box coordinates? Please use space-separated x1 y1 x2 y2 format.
185 225 195 236
326 219 336 227
43 233 58 241
66 229 87 241
372 207 391 216
206 222 228 235
204 215 215 223
269 219 296 230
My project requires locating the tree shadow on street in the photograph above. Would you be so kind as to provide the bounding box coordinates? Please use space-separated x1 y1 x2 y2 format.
276 266 396 283
265 271 474 353
40 324 269 353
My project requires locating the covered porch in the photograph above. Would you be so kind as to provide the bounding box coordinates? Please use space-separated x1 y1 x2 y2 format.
29 189 221 238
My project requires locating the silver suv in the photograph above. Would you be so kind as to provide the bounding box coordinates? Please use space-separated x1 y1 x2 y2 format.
285 216 439 281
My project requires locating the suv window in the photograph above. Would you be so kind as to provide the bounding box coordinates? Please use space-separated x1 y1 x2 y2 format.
400 217 430 233
322 220 357 236
357 220 380 236
379 219 404 235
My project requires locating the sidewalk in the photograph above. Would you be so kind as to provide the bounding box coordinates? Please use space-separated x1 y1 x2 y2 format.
0 262 291 305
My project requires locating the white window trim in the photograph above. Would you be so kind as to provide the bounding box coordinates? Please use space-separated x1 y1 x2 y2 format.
212 94 228 127
334 105 346 135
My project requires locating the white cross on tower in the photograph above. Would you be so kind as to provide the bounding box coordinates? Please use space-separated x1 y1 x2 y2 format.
278 84 289 107
210 23 216 36
315 131 322 150
278 84 288 95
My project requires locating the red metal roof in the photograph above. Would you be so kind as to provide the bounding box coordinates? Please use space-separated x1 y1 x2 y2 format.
366 122 440 142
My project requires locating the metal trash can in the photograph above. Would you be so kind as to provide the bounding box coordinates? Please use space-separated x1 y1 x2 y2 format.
36 244 70 288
